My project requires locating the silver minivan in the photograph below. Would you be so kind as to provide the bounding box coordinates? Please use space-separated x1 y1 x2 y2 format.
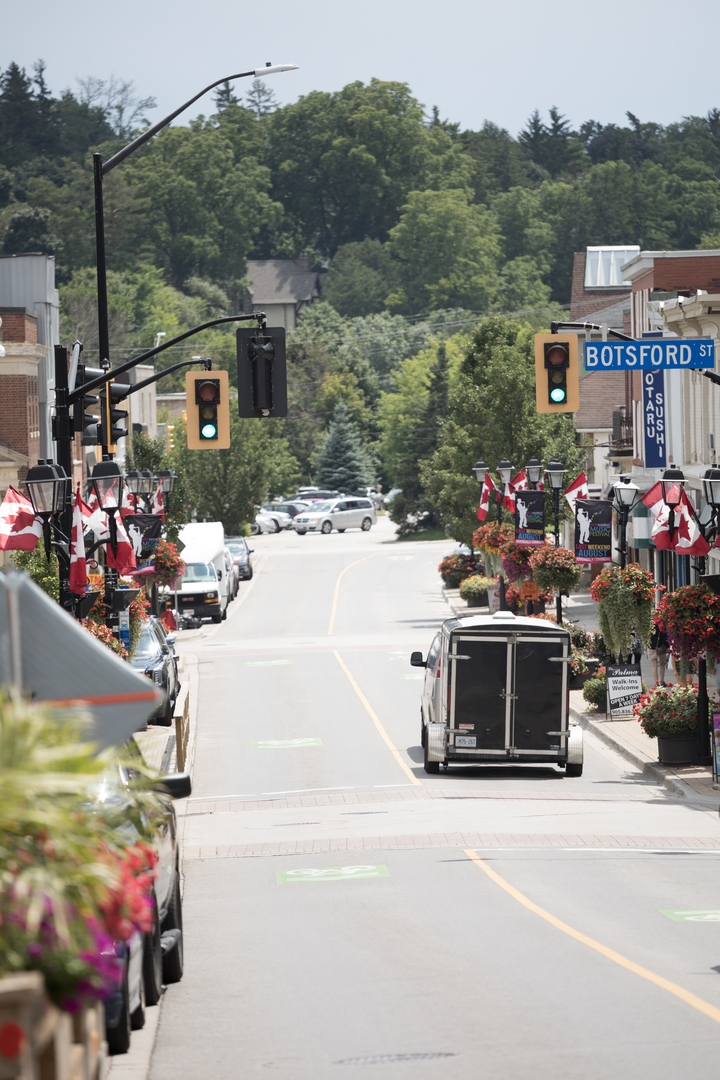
294 497 377 534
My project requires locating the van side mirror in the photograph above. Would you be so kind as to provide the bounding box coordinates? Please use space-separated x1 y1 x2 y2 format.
156 772 192 799
410 651 426 668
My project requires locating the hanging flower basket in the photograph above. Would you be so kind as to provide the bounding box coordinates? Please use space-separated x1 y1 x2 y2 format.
500 540 534 584
529 545 581 595
438 553 478 588
655 584 720 664
148 540 186 589
589 564 656 659
473 522 513 578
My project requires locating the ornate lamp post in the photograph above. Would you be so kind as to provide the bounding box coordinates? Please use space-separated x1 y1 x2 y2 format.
545 461 566 624
25 460 70 560
612 475 640 570
157 468 176 517
525 457 543 489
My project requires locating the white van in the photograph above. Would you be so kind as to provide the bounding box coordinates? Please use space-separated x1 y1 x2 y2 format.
176 522 228 623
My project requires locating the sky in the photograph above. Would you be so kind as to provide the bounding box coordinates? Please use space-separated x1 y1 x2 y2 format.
2 0 720 136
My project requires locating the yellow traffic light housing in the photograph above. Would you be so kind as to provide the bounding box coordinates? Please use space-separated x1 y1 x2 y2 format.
534 334 580 414
185 369 230 449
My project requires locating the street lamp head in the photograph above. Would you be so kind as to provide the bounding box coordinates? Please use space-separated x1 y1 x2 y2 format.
89 460 124 513
545 461 566 491
614 474 639 509
25 460 68 518
660 466 686 510
254 64 299 76
124 469 144 496
139 469 155 496
702 467 720 509
525 457 543 485
157 468 176 495
497 458 514 485
472 459 488 485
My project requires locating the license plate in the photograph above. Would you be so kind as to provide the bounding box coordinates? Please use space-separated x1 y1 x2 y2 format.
455 735 477 748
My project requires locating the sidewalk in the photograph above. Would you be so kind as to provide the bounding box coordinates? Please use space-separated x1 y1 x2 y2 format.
441 586 719 807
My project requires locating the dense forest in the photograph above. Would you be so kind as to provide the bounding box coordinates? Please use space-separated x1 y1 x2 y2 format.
2 61 718 529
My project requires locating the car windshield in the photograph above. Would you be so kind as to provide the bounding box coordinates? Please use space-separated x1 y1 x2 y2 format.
183 562 216 582
307 501 333 513
227 542 247 554
134 624 160 661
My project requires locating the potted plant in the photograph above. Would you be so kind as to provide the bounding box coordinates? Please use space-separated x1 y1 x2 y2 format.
529 545 581 597
473 522 514 578
459 574 493 607
500 540 534 584
633 683 699 764
656 584 720 680
589 563 657 659
582 669 607 710
438 553 478 588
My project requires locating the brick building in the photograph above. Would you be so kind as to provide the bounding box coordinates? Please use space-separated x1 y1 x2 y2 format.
569 246 638 322
0 308 44 491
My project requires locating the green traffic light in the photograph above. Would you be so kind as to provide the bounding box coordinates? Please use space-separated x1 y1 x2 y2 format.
550 387 567 403
201 423 218 439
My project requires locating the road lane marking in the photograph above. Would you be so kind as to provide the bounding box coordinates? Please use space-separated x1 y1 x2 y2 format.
244 659 292 667
327 554 377 635
333 651 422 786
252 738 323 749
662 910 720 921
464 849 720 1026
276 864 390 883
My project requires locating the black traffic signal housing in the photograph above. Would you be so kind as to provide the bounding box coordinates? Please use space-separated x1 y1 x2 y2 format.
236 327 287 417
100 379 129 454
185 370 230 449
533 334 579 413
73 364 104 445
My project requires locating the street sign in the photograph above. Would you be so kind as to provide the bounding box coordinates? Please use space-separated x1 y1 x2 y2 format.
584 339 715 370
519 581 539 601
642 370 666 469
606 664 643 716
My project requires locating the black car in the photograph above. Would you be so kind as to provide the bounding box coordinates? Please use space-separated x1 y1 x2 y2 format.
98 765 191 1054
226 536 254 580
131 617 179 726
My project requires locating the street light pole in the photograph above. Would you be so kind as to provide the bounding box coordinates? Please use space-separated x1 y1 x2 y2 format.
612 475 640 571
496 459 513 611
545 461 566 625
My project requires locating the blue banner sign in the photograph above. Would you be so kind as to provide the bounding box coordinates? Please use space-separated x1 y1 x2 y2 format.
642 370 666 469
584 339 715 370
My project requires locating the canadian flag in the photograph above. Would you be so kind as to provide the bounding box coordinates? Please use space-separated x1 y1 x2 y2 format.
105 512 137 575
477 473 497 521
641 481 674 551
0 487 42 551
121 487 140 518
502 469 525 512
151 484 165 519
674 490 710 556
564 472 589 511
69 488 88 595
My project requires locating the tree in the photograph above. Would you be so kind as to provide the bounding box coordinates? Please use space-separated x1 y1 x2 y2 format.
323 239 395 317
312 403 374 493
422 316 583 546
386 189 501 314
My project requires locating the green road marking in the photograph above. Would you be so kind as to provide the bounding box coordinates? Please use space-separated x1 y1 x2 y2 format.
276 864 390 884
244 659 292 667
400 673 424 680
252 737 323 750
661 910 720 922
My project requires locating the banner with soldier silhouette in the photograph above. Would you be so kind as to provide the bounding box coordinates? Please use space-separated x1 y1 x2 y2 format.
513 489 545 546
574 499 612 563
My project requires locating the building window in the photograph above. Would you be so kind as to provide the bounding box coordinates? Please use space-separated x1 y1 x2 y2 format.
584 247 639 288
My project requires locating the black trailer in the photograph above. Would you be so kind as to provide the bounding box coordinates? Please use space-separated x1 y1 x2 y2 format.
411 610 583 776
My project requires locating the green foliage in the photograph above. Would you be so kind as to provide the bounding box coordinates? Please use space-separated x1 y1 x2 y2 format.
635 683 699 739
422 316 583 546
9 548 60 602
323 239 395 317
583 676 607 711
312 403 375 493
529 546 582 594
459 574 493 605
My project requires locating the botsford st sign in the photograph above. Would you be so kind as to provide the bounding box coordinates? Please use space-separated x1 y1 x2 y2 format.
584 339 715 370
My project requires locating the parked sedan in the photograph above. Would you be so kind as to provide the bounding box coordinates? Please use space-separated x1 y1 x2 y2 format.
262 501 305 523
226 537 254 580
130 617 179 726
224 548 239 599
293 497 377 535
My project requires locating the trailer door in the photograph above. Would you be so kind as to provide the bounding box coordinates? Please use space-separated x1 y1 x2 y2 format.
512 636 567 754
451 636 510 752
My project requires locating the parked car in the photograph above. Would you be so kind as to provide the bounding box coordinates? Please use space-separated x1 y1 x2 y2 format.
293 488 340 503
130 617 179 726
224 548 239 599
263 500 309 519
226 536 254 580
96 765 191 1054
251 509 281 534
293 497 377 535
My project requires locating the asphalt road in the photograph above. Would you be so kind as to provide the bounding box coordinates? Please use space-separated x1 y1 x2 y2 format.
151 517 720 1079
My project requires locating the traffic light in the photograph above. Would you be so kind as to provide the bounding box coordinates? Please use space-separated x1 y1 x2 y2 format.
236 327 287 417
100 379 129 454
167 424 175 452
73 364 103 445
534 334 580 413
185 369 230 449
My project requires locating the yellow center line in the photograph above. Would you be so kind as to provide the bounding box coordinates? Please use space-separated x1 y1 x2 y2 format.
334 651 422 787
327 554 377 635
464 849 720 1026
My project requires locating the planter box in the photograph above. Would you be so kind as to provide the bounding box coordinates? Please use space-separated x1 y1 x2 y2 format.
657 733 697 765
568 673 590 691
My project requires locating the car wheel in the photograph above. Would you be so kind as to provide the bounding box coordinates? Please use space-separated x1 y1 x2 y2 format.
143 894 163 1006
130 970 146 1031
162 865 184 985
295 530 306 536
107 958 131 1055
272 519 281 533
157 696 173 728
423 737 440 775
361 517 372 531
321 521 332 534
211 613 222 624
337 528 346 533
565 762 583 777
250 523 260 535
